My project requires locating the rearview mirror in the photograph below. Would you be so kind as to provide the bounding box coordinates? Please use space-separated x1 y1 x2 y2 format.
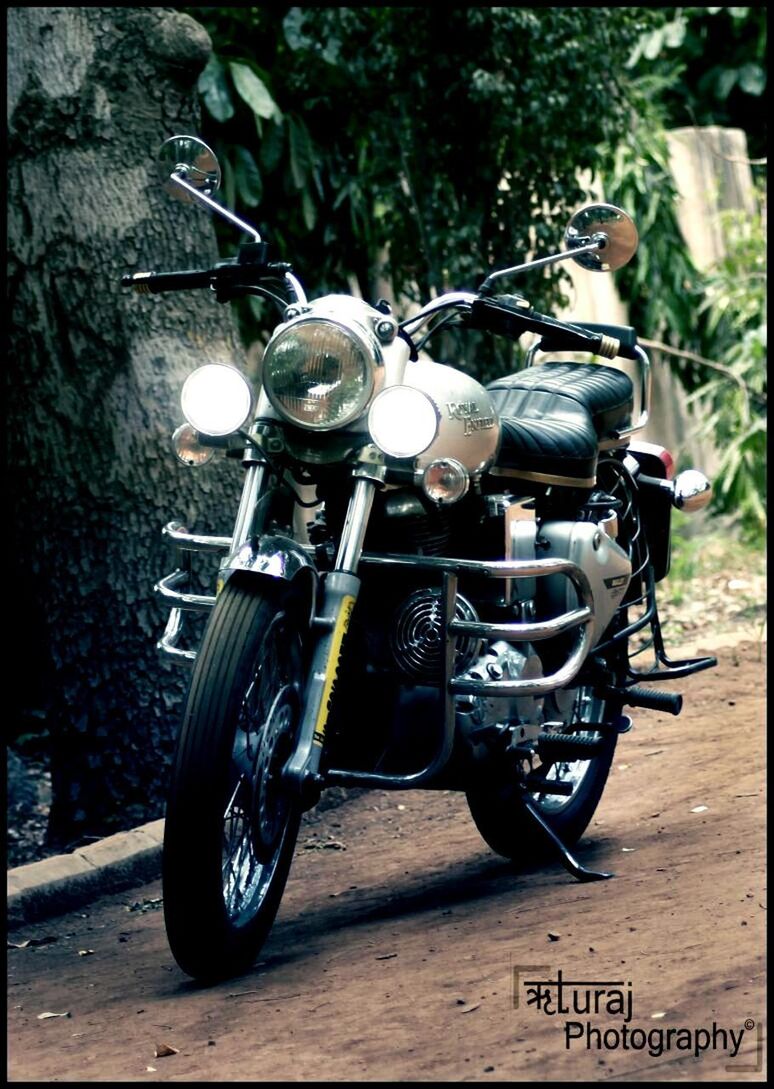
157 135 221 204
564 204 638 272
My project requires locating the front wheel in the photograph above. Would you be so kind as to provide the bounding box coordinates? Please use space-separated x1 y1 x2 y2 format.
162 575 306 981
466 688 618 863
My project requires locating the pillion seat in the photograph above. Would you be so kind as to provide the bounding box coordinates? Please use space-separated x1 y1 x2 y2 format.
487 362 635 487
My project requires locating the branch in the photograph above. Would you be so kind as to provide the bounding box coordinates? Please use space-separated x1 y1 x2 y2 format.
639 337 765 407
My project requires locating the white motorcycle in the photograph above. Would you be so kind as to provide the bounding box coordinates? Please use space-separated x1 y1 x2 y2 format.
122 135 716 981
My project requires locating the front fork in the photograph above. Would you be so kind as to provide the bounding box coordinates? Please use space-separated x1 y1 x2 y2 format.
283 476 376 808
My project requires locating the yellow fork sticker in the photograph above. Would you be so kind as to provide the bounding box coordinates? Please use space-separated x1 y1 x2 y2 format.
312 594 356 746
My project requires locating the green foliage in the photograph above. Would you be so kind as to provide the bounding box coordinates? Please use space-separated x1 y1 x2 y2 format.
601 104 704 348
626 7 767 157
685 200 767 542
601 8 767 542
183 6 765 538
184 6 660 371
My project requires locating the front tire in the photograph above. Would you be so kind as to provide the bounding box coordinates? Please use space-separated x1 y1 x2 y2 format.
466 689 618 862
162 575 306 981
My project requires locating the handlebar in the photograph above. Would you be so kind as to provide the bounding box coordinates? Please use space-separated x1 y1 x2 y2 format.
120 246 307 307
121 269 213 294
469 294 639 361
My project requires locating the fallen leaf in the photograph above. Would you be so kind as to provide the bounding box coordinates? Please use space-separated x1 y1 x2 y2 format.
127 898 163 914
690 805 709 813
37 1011 71 1020
460 1003 480 1014
8 936 58 949
154 1043 180 1058
375 953 398 961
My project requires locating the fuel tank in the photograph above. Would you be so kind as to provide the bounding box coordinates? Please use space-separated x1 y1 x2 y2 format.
404 357 501 475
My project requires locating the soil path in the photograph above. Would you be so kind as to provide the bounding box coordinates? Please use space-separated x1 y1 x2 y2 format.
8 640 766 1082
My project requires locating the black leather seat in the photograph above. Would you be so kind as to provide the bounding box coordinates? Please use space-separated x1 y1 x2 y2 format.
488 362 634 485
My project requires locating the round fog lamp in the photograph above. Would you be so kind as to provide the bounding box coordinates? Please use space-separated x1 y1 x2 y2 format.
172 423 215 467
181 363 253 437
422 458 469 505
368 385 439 458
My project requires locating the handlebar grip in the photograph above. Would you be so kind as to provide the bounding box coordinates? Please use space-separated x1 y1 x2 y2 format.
120 269 213 294
532 317 621 360
470 296 633 360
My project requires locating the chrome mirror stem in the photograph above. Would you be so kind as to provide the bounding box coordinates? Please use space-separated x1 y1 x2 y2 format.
480 238 604 291
169 171 263 244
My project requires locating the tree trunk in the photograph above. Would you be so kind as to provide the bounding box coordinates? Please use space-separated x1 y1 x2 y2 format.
8 7 245 847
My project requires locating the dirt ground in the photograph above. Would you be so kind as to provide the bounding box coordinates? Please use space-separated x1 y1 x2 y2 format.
7 638 766 1082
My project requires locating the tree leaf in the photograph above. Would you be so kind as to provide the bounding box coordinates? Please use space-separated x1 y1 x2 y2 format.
715 67 738 99
663 17 686 49
230 62 280 121
260 121 285 174
288 115 314 190
283 7 310 51
221 155 235 215
738 62 765 95
301 186 317 231
234 146 263 207
198 55 234 123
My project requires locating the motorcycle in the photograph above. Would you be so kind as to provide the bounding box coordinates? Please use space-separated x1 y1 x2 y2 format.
122 135 717 981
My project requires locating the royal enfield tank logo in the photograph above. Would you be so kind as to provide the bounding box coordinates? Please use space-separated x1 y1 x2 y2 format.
446 401 496 436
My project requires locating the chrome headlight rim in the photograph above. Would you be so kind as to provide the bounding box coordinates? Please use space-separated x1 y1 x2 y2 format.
262 315 379 432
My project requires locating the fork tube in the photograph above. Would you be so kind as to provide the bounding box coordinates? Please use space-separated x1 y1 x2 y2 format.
335 477 377 573
283 476 377 807
230 462 266 549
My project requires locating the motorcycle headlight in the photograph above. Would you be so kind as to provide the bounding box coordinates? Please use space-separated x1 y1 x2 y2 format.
181 364 253 437
262 318 376 430
368 385 439 458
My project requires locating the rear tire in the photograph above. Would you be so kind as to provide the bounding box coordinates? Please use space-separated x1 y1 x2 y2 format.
162 575 305 981
466 689 618 862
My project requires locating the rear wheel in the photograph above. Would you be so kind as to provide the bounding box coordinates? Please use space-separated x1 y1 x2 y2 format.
162 575 305 981
466 687 618 862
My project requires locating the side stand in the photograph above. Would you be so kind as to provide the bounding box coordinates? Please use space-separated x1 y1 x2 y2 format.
517 789 614 883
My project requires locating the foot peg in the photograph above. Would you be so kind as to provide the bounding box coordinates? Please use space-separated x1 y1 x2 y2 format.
601 685 683 715
538 733 606 762
518 789 613 883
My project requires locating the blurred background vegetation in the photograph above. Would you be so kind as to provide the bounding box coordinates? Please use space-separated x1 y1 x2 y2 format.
182 5 766 545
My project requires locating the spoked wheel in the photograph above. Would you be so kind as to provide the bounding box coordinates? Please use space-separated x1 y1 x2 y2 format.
163 575 306 981
466 686 618 863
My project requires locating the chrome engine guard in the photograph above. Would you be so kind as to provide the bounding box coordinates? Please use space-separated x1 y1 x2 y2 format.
154 520 318 663
155 523 596 697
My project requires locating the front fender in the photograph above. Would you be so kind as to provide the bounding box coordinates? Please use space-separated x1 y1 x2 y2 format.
219 534 319 626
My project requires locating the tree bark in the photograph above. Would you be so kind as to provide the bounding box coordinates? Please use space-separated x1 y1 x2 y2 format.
8 7 245 846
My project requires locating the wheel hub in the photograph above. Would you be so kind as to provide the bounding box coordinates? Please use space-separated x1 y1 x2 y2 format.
250 684 299 861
